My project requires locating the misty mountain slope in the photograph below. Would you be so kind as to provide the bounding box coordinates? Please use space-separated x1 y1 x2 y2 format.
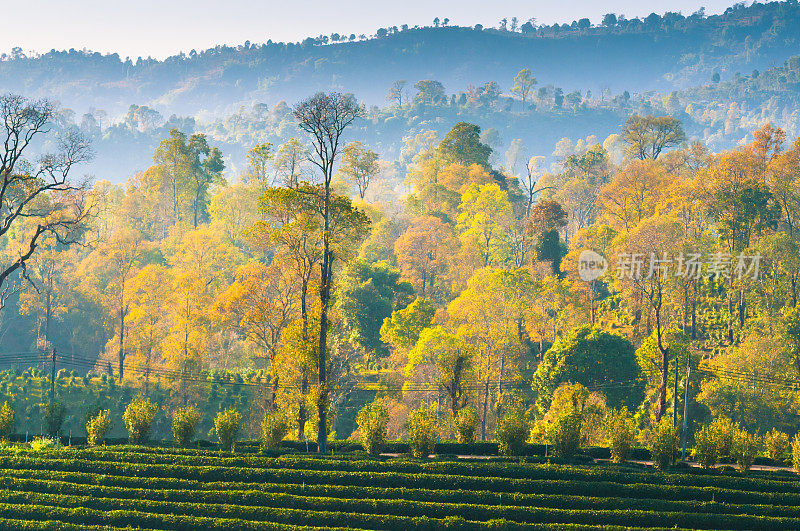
1 1 799 117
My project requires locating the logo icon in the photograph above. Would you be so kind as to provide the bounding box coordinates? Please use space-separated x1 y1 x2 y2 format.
578 250 608 281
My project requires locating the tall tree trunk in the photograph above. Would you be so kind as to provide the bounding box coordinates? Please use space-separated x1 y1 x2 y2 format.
317 188 331 453
118 307 125 381
481 378 489 441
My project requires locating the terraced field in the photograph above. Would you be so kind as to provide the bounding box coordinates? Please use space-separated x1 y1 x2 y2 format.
0 446 799 530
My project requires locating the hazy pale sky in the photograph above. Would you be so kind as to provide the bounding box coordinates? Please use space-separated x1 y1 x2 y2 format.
3 0 752 59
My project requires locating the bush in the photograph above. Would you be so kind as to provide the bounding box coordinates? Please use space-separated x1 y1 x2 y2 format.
731 429 760 473
496 406 529 457
86 409 111 446
406 403 437 458
692 424 718 469
0 401 14 439
764 429 790 462
29 436 60 451
455 407 478 444
261 409 289 450
547 411 582 458
793 434 800 473
708 416 737 458
604 408 636 463
649 418 678 469
123 397 158 444
215 408 242 452
171 406 201 447
41 401 66 437
356 400 388 455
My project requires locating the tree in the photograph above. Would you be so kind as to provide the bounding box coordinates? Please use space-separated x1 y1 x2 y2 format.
622 115 686 160
0 94 92 309
246 143 273 186
356 399 389 455
408 326 472 419
123 397 158 444
214 260 298 406
339 260 413 358
394 216 457 298
274 138 309 188
413 80 446 106
214 408 242 452
438 122 492 167
171 405 200 447
617 217 685 421
532 325 640 414
293 92 365 453
512 69 537 107
457 183 513 267
386 80 407 107
80 228 149 380
340 141 380 199
380 297 436 351
599 160 671 232
448 267 534 438
151 129 224 229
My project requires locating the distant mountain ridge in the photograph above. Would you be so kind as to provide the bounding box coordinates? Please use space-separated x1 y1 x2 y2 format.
1 1 799 117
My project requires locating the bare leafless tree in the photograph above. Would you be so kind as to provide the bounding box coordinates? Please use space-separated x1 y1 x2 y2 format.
294 92 363 453
0 94 92 309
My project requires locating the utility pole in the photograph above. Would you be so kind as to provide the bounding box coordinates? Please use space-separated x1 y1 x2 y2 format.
672 355 679 427
681 361 691 461
50 348 56 409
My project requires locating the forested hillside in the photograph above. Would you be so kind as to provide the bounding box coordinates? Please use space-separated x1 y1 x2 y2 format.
2 1 798 115
3 1 800 181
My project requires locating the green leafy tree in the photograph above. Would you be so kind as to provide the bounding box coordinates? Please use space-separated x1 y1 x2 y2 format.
408 327 473 419
649 418 678 469
547 410 583 458
0 402 15 439
356 399 389 455
406 403 438 458
339 260 414 358
340 141 380 199
532 325 640 414
496 405 529 456
511 69 537 106
438 122 492 167
765 429 790 462
731 429 761 473
455 406 479 444
171 406 201 447
42 401 66 437
214 408 242 452
622 115 686 160
86 410 111 447
692 424 719 469
380 298 436 351
604 408 637 463
123 397 158 444
261 409 289 450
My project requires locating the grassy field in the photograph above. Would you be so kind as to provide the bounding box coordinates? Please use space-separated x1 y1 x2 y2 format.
0 445 799 530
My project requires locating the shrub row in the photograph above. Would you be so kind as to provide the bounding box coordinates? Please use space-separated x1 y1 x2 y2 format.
1 488 796 530
5 475 800 521
4 458 800 508
7 451 798 494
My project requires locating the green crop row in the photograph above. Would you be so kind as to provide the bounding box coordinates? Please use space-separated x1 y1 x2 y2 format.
0 487 795 531
0 463 793 510
3 453 798 500
4 475 800 522
0 501 362 531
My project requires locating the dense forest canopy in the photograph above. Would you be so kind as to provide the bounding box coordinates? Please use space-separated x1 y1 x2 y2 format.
2 1 800 454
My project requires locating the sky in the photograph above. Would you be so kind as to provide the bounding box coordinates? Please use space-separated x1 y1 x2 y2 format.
2 0 756 59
